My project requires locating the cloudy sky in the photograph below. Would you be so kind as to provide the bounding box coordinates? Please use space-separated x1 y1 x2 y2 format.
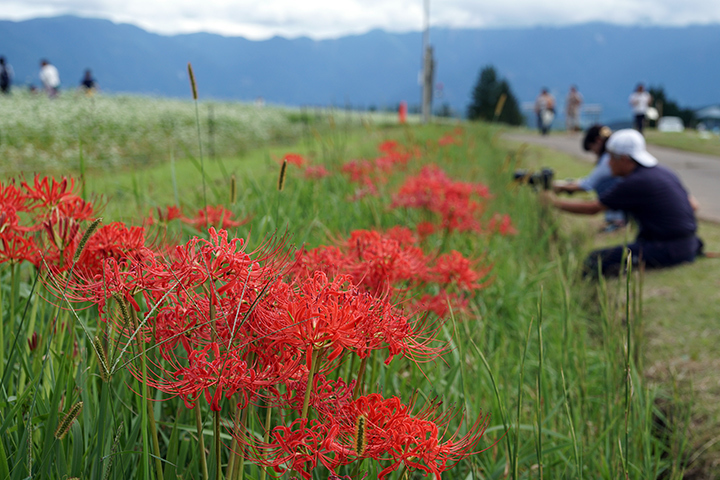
2 0 720 39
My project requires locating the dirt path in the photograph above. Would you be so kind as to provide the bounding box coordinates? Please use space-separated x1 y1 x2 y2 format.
504 132 720 223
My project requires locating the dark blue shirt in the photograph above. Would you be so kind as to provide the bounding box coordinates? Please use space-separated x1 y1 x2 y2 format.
599 164 696 241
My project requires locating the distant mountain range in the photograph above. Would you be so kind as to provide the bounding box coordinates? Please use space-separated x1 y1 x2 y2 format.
1 16 719 122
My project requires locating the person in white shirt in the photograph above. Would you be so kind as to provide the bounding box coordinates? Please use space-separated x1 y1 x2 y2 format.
628 83 652 134
534 88 556 136
39 59 61 98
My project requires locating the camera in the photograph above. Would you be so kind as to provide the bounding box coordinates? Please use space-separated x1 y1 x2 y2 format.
513 168 555 191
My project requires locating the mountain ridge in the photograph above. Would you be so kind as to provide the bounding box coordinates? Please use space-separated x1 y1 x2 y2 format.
1 16 719 122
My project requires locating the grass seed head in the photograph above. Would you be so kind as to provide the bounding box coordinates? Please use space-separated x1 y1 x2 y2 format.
55 401 83 440
73 218 102 263
187 63 198 100
278 159 288 191
354 414 368 456
93 335 111 382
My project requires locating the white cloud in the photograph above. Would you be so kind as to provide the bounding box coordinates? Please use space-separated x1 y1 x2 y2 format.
1 0 720 39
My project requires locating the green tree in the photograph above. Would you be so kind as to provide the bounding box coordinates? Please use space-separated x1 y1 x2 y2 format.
467 65 523 126
648 86 696 127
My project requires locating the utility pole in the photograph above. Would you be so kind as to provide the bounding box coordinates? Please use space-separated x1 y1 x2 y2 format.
421 0 434 124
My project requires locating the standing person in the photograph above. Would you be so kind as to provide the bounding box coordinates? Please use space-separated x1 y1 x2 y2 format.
534 88 555 136
544 129 702 277
552 125 626 231
39 59 60 98
629 83 652 134
80 69 98 95
565 85 583 132
0 56 14 95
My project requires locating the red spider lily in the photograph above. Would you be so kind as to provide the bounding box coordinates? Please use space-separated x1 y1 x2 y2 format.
340 140 415 197
438 133 462 146
74 222 153 276
0 231 38 265
291 228 426 297
414 292 470 318
145 342 261 411
246 418 346 479
290 227 491 321
27 332 39 352
325 394 491 479
0 182 31 233
182 206 250 231
304 165 330 180
146 205 184 225
22 175 80 210
415 221 437 238
488 213 518 236
283 153 306 167
391 165 492 234
378 141 399 154
261 272 375 368
278 374 356 414
430 250 492 291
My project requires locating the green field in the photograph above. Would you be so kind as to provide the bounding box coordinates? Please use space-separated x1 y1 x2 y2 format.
0 94 711 479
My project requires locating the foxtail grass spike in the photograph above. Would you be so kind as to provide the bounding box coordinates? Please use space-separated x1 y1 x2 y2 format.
188 63 198 100
112 293 132 330
93 335 110 382
55 401 83 440
103 421 124 480
74 218 102 263
277 159 288 191
355 414 368 456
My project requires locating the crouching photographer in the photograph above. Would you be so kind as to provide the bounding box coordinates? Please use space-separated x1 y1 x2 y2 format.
540 129 703 278
551 125 626 232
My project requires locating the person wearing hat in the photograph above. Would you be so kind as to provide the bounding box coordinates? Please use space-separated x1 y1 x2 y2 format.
544 129 702 276
553 125 626 232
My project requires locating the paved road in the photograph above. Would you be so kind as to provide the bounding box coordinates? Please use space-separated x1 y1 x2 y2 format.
504 132 720 223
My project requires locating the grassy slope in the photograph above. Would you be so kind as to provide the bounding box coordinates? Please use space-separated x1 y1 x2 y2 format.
508 135 720 477
0 111 695 478
645 130 720 157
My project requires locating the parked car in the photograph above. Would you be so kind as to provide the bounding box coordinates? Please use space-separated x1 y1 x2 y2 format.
657 116 685 132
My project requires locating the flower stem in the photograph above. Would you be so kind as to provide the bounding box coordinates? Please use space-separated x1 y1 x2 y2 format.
195 406 209 480
301 348 321 419
147 387 164 480
214 410 221 480
353 355 368 400
258 404 273 480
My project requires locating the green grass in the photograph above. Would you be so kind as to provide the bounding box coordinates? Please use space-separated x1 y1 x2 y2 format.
0 101 695 479
645 129 720 156
510 136 720 478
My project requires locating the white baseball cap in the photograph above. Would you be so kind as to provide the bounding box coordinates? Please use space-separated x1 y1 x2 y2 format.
606 129 658 167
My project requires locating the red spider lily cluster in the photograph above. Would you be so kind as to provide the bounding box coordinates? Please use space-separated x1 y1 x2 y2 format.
1 176 97 268
392 165 512 235
341 141 418 200
246 393 491 479
290 227 492 318
437 128 464 147
4 132 505 479
147 204 251 231
49 223 487 478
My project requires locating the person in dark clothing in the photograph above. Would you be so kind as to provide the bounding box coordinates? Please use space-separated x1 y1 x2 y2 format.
80 69 97 94
543 129 702 277
0 57 13 94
